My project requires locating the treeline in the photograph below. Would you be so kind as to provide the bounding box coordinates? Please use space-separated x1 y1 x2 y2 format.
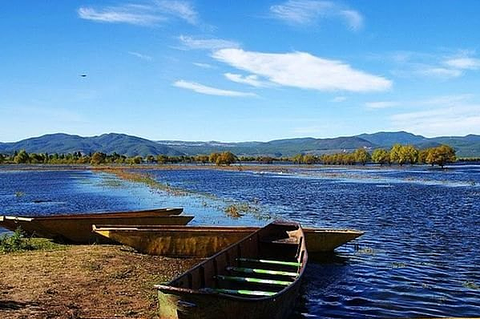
0 144 457 167
291 144 456 168
0 150 239 166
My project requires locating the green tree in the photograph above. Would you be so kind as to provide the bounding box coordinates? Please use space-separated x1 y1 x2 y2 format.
371 148 390 166
354 148 371 165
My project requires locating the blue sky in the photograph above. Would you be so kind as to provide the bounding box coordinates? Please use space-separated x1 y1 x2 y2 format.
2 1 480 142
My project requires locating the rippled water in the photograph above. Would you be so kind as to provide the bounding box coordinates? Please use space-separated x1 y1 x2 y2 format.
0 165 479 318
144 165 480 318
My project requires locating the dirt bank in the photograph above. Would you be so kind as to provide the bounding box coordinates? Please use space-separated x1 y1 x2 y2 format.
0 244 199 319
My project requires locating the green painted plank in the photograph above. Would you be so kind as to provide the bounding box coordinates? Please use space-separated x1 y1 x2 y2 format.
237 258 301 267
217 275 292 286
213 288 276 297
227 266 298 277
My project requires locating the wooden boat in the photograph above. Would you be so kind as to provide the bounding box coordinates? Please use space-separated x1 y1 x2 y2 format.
0 207 193 243
155 221 308 319
93 224 363 257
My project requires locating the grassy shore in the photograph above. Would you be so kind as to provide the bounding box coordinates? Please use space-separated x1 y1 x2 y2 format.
0 240 199 319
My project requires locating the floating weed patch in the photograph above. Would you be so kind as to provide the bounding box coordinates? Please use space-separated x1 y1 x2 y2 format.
224 204 244 218
14 191 25 197
463 280 479 290
355 247 376 255
391 262 407 268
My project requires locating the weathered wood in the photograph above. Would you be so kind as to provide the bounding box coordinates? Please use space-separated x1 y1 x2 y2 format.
93 224 363 256
155 221 308 319
0 208 191 243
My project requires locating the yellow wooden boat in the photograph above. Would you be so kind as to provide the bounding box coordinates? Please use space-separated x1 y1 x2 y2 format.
0 207 193 243
93 224 363 257
155 221 308 319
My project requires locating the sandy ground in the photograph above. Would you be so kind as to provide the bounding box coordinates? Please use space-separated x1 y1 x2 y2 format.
0 244 199 319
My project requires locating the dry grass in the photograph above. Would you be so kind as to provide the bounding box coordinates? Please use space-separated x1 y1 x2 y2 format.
0 244 199 319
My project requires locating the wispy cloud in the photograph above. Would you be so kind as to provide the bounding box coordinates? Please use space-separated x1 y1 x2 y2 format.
78 1 199 26
128 51 153 61
212 48 391 92
156 0 198 25
387 94 480 136
365 101 399 109
224 73 270 87
193 62 213 68
390 50 480 80
270 0 364 31
173 80 257 97
178 35 240 50
331 96 347 103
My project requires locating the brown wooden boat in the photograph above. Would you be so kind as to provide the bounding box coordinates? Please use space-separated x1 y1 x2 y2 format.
93 224 363 257
0 207 193 243
155 221 308 319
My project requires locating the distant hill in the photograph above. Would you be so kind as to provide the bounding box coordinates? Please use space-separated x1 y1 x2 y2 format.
1 132 480 158
0 133 183 157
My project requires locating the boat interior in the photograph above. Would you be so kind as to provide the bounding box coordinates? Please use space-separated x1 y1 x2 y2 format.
163 222 307 298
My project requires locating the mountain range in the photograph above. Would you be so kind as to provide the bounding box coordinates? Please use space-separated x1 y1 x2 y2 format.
1 132 480 158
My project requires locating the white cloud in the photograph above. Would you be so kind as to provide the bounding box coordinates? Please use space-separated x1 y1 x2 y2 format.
212 48 391 92
270 0 363 31
365 101 399 109
444 57 480 70
173 80 257 97
128 51 153 61
178 35 240 50
193 62 213 68
78 1 199 26
77 6 164 26
224 73 270 87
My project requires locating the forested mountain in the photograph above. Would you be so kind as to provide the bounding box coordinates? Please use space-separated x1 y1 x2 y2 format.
1 132 480 157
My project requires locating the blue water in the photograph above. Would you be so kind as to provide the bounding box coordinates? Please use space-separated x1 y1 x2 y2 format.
0 165 479 318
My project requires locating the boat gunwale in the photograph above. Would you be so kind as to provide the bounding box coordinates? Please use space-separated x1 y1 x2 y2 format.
22 207 183 219
155 221 308 302
92 224 364 236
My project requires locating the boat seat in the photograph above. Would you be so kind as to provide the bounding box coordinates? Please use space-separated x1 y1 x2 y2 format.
212 288 276 297
236 258 301 268
226 266 298 278
216 275 292 287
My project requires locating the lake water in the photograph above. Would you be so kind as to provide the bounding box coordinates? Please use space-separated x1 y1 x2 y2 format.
0 165 479 318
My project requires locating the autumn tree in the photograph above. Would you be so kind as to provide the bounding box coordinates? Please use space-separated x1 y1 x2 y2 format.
14 150 29 164
209 152 221 164
354 148 371 165
371 148 390 165
90 152 107 165
425 145 456 167
215 151 236 166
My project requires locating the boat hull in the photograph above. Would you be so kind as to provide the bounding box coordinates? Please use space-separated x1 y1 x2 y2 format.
158 280 302 319
155 221 308 319
93 225 363 256
0 208 192 243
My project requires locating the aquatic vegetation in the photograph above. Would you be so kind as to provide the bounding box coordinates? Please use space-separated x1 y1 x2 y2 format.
463 280 479 290
14 191 25 197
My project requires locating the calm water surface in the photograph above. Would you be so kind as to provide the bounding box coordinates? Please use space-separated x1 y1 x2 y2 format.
0 165 479 318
